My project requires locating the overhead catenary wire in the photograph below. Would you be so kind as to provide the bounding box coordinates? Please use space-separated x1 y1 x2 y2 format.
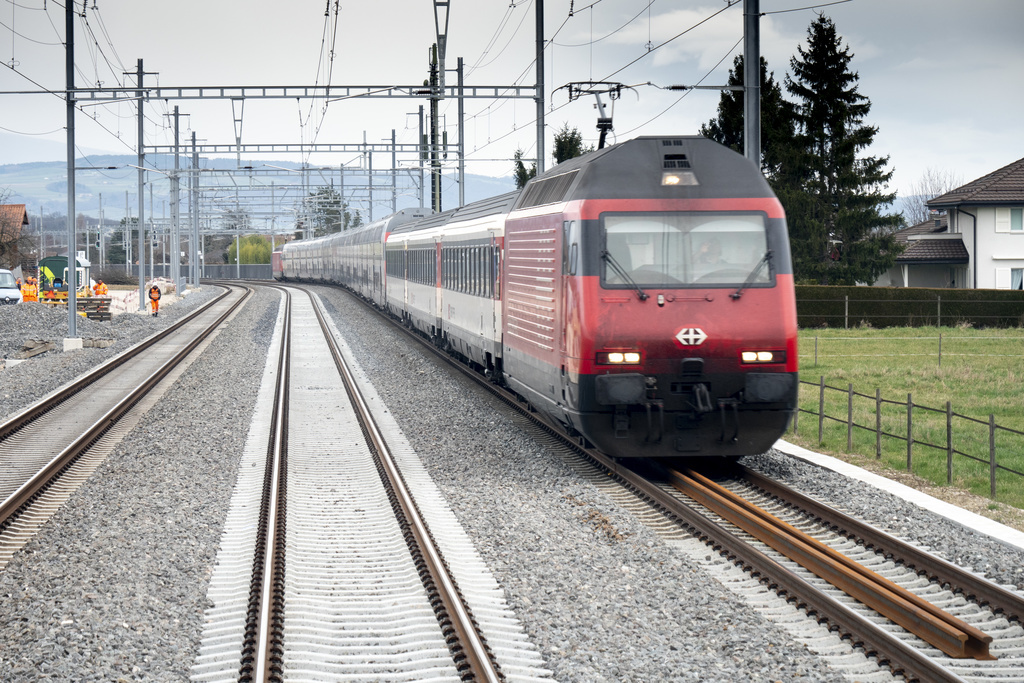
460 0 742 165
618 35 744 139
1 1 150 155
551 1 654 48
600 1 739 82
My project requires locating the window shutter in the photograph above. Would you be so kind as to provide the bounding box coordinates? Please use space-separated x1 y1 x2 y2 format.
995 267 1011 289
995 208 1011 232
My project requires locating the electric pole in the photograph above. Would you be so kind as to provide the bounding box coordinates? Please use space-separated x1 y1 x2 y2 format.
65 2 77 337
535 0 545 174
135 58 147 310
743 0 761 168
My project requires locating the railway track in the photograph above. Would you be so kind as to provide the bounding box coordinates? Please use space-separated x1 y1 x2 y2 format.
333 283 1024 682
0 284 249 569
194 284 549 681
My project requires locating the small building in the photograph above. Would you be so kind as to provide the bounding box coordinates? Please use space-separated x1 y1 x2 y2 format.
875 214 970 288
0 204 29 271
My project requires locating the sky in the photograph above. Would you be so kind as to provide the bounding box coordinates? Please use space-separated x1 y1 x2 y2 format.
1 0 1022 210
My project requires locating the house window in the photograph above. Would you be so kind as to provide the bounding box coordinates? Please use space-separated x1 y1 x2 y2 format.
996 208 1024 232
1014 268 1024 290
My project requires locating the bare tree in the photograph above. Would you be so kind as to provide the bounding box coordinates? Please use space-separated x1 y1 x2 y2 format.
899 167 964 226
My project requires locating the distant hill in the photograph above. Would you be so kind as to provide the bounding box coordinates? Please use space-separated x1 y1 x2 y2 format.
0 155 516 221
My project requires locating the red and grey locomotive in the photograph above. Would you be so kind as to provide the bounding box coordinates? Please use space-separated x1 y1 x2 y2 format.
274 135 798 459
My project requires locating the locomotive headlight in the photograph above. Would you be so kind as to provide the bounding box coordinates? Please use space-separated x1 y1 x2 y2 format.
597 350 642 365
661 171 699 186
741 350 786 364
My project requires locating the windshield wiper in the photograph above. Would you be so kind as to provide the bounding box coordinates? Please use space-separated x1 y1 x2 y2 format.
730 250 773 300
601 250 649 301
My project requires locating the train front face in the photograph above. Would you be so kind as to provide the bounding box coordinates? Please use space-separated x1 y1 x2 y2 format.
561 137 798 458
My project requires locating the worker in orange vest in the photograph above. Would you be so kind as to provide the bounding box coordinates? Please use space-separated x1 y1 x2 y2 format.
21 277 38 303
93 279 108 296
148 284 161 317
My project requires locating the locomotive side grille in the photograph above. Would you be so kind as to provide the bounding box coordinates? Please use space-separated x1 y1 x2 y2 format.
519 170 579 209
663 154 691 169
505 224 558 352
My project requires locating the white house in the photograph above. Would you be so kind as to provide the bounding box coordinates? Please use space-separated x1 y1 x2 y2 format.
924 157 1024 290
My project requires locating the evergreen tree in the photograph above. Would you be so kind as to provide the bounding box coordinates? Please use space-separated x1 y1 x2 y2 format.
552 122 594 164
783 15 901 285
512 124 593 189
307 186 362 236
512 148 536 190
700 55 797 181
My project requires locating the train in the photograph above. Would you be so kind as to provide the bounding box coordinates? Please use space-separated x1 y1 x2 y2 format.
273 135 798 459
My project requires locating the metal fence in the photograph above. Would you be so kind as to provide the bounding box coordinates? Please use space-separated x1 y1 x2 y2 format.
801 334 1024 368
121 264 272 281
792 377 1024 500
201 264 272 280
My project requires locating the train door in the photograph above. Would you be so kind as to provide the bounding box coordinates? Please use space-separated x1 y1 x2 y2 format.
490 233 501 344
400 240 409 318
435 239 443 334
560 219 581 411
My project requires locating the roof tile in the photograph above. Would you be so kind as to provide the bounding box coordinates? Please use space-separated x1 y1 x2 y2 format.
897 238 969 263
928 157 1024 207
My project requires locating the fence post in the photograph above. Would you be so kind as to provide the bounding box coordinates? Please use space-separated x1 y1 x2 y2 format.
990 414 997 499
906 392 913 472
938 333 942 368
818 376 825 445
814 336 818 367
876 388 882 459
946 401 953 485
845 295 849 329
937 295 941 328
847 383 853 452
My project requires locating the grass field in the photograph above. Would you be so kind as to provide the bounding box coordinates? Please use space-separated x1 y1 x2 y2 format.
789 325 1024 508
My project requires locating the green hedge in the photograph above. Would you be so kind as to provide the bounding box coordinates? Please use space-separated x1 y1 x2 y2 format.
796 286 1024 328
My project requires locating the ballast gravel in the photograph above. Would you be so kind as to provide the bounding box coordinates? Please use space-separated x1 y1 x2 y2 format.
0 289 220 420
0 287 277 680
0 282 1021 681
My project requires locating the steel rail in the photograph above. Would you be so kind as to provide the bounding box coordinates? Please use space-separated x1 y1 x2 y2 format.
665 465 993 661
303 287 503 683
0 285 233 443
614 459 972 683
739 465 1024 624
0 285 252 531
240 287 291 682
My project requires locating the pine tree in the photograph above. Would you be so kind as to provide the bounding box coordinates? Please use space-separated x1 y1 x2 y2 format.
513 149 536 190
552 123 594 164
783 15 901 285
513 124 594 189
699 55 797 182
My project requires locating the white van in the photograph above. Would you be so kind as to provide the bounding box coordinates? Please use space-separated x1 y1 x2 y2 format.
0 269 22 305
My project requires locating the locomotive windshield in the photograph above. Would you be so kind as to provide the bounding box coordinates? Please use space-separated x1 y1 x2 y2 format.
601 212 770 289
